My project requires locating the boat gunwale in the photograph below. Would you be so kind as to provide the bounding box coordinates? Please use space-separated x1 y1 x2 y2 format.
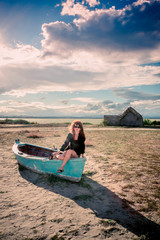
12 142 86 162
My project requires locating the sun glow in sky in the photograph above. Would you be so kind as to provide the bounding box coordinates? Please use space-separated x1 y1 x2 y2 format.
0 0 160 117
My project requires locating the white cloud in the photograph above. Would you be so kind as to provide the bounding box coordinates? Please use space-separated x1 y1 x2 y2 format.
0 0 160 99
0 41 40 67
0 26 160 98
0 99 76 115
85 0 100 7
1 46 160 97
61 0 90 18
42 0 160 58
61 0 122 20
132 99 160 108
70 97 99 103
133 0 151 7
131 99 160 116
0 96 159 117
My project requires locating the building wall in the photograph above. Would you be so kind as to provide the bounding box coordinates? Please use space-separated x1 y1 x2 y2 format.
104 115 120 126
120 112 143 127
104 111 143 127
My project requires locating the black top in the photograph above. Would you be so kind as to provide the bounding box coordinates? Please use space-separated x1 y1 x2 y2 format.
60 133 85 156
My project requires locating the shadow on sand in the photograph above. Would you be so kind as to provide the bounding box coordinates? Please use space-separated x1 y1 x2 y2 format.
20 168 160 240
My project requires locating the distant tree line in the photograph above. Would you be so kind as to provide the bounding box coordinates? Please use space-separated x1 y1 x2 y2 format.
143 119 160 126
0 118 36 124
102 119 160 127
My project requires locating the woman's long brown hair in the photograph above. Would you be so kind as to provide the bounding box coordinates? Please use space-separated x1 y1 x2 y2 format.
69 120 85 139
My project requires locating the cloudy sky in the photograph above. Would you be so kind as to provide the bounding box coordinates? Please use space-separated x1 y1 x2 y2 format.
0 0 160 118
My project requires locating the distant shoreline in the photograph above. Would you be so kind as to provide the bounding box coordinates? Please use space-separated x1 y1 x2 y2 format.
0 116 103 119
0 117 160 127
0 116 159 119
0 117 103 125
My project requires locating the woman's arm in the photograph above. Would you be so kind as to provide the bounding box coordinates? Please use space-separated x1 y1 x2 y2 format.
60 133 72 151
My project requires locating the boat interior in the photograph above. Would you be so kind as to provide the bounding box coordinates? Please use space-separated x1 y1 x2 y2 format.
18 144 55 158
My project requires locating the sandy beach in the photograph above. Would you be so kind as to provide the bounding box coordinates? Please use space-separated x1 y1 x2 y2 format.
0 125 160 240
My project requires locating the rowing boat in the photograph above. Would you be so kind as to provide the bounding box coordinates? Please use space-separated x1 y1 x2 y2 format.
12 139 86 182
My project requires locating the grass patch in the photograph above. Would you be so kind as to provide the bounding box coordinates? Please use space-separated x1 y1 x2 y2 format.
50 234 64 240
153 188 160 198
64 122 71 125
67 229 79 236
122 184 135 190
81 223 90 231
99 219 116 226
24 238 46 240
79 177 92 191
53 134 61 137
26 131 43 138
130 234 149 240
45 175 69 185
73 194 92 201
50 218 63 223
82 122 92 125
85 141 94 147
101 227 119 237
139 200 158 212
133 191 158 212
83 171 97 176
121 198 135 209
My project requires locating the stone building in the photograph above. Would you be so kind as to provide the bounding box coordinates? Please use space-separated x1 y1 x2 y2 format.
104 107 143 127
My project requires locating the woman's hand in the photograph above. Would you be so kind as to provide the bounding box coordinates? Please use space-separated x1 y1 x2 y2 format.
53 150 60 159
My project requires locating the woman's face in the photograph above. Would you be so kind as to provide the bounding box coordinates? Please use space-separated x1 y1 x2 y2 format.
74 123 81 133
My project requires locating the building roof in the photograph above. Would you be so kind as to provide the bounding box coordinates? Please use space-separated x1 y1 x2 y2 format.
120 107 143 120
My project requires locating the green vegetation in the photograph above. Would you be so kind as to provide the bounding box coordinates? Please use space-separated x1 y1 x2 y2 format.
64 122 71 125
99 120 117 126
99 219 116 226
26 132 43 138
99 120 107 126
82 122 92 125
83 171 97 176
79 177 92 191
102 120 108 126
143 119 160 126
51 218 63 223
99 119 160 127
50 234 64 240
0 118 36 124
45 175 69 185
73 194 92 201
143 119 153 125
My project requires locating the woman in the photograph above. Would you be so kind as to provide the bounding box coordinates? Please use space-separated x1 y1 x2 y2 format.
52 120 86 173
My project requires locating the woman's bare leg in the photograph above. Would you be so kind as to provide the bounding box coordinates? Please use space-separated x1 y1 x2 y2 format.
58 151 67 160
57 149 78 172
50 151 66 160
